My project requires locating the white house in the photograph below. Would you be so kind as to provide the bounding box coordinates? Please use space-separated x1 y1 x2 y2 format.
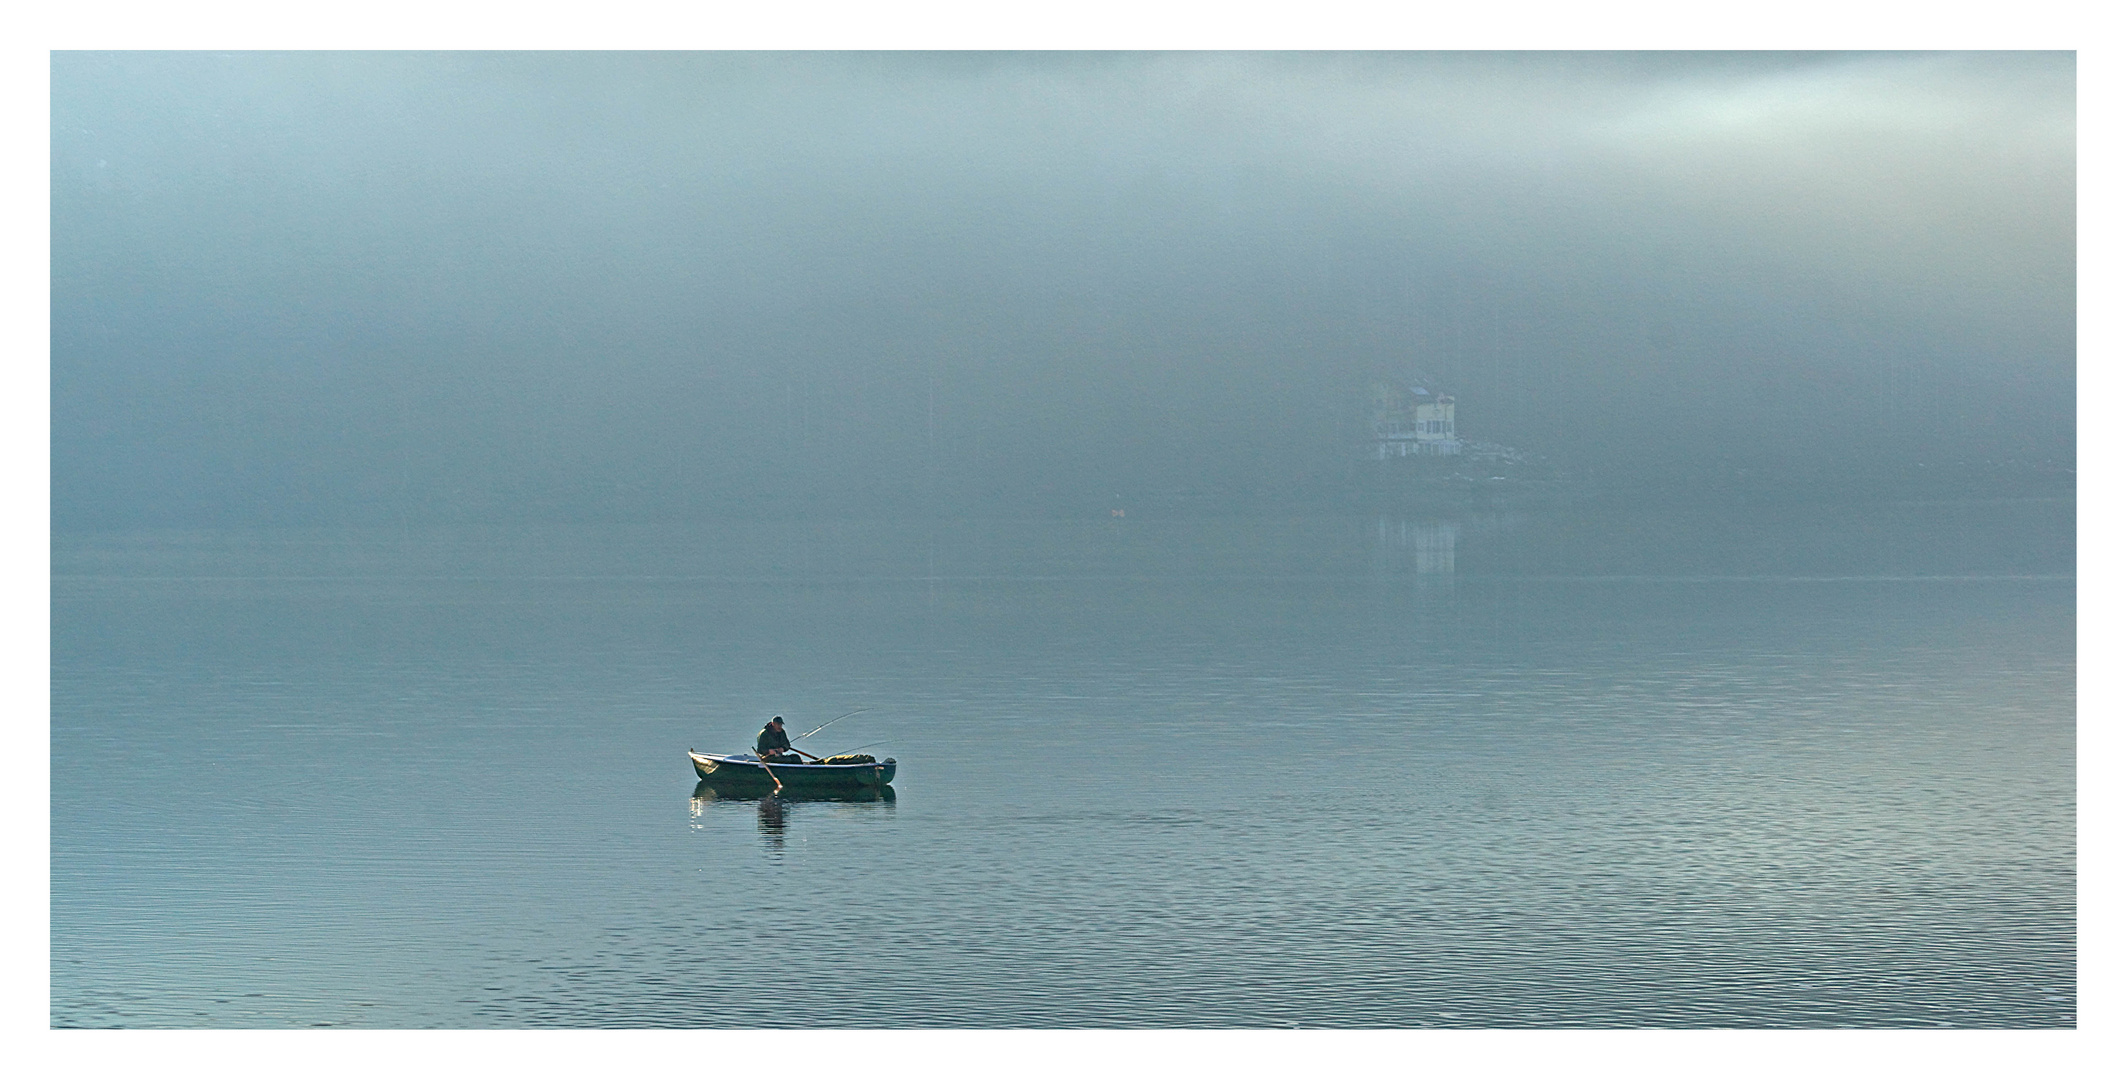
1370 381 1462 459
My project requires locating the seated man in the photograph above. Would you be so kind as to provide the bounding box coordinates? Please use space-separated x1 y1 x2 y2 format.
754 716 812 764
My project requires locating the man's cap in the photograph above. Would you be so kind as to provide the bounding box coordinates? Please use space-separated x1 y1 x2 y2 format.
769 717 783 724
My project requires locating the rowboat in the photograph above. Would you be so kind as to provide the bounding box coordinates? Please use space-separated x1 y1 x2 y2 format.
687 750 897 790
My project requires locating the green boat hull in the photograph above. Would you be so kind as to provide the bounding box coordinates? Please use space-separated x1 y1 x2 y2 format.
688 751 897 790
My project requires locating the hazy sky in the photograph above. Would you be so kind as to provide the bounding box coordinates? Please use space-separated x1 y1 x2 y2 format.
51 52 2074 524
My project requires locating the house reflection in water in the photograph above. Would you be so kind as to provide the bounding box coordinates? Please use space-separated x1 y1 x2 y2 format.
1374 517 1458 575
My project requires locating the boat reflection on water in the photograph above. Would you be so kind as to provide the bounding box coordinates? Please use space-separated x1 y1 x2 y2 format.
691 780 897 805
690 780 896 850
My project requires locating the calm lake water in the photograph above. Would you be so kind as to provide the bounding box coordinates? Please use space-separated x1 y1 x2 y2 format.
51 498 2074 1027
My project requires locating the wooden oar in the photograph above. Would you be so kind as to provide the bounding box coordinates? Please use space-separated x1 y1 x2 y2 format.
755 754 784 793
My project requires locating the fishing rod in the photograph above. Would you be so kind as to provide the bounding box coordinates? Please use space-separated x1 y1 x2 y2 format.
795 707 873 742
